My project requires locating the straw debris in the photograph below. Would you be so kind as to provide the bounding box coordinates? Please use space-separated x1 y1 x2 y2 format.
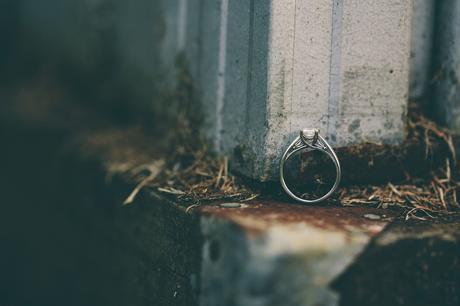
338 108 460 220
153 148 258 204
123 102 459 219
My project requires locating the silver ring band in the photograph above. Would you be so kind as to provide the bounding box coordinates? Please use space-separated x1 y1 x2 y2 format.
279 129 341 203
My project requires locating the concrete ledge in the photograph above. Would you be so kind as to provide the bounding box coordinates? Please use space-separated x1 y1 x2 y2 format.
198 203 397 306
64 123 460 306
334 217 460 306
2 120 459 306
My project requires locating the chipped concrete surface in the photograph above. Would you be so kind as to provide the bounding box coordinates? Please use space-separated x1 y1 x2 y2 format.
332 215 460 306
199 202 397 306
199 202 396 235
198 201 460 306
376 220 460 246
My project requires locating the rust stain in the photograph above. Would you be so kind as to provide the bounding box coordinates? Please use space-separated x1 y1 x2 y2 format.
198 200 400 236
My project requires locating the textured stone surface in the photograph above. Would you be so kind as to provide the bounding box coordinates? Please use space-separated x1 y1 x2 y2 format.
333 217 460 306
198 203 397 306
197 0 412 181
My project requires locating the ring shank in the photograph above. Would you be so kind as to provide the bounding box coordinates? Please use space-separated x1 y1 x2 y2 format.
279 135 341 203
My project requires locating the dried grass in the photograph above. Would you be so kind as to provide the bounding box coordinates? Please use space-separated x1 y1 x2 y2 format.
408 110 456 163
339 109 460 220
152 148 258 204
124 102 460 219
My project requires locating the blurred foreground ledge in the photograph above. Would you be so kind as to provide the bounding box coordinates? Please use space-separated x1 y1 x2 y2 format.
2 116 458 306
71 129 460 306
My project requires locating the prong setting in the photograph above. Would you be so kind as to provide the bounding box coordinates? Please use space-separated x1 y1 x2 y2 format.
300 128 319 145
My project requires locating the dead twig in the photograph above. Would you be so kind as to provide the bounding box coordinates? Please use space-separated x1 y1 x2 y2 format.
123 160 165 205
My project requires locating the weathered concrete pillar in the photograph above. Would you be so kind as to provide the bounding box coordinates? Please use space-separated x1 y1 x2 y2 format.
197 0 412 181
409 0 435 100
433 0 460 133
20 0 412 181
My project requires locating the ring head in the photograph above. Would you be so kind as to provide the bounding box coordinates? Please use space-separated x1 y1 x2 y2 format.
300 128 319 145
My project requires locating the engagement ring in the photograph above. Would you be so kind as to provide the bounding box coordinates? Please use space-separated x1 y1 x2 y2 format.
279 129 341 203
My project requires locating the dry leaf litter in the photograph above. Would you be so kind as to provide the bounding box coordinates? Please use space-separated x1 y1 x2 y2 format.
124 106 460 220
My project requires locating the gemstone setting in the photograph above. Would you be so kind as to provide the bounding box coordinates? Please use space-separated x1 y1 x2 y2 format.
300 128 319 144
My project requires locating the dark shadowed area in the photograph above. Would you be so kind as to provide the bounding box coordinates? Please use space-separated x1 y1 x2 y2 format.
0 1 181 305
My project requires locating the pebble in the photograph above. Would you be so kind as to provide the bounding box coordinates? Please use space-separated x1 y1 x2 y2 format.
220 202 241 208
364 213 381 220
